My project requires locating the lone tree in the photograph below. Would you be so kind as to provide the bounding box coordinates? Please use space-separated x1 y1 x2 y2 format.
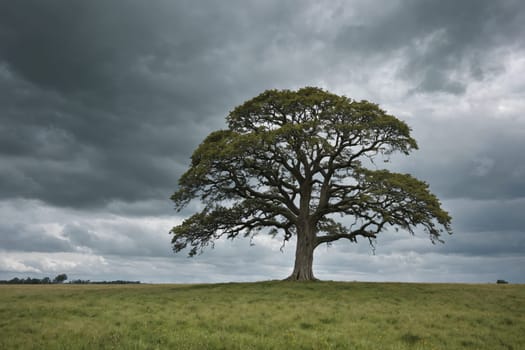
170 87 452 281
53 273 68 284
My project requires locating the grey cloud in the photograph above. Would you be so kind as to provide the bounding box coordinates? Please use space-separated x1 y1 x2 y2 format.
0 222 72 253
0 199 175 257
448 198 525 233
438 231 525 257
104 199 175 217
62 221 173 258
335 0 525 94
387 114 525 201
0 152 181 208
315 247 525 283
372 228 525 258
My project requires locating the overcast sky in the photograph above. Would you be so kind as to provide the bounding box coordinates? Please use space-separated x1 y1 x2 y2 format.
1 0 524 283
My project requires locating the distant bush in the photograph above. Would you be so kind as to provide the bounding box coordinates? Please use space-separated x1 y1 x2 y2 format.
497 279 509 284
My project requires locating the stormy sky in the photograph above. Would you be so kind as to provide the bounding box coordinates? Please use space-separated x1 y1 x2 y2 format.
1 0 524 283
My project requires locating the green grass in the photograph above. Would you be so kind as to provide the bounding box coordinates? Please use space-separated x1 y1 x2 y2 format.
1 281 524 349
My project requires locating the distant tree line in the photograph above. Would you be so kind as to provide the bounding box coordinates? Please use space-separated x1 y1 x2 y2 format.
68 279 141 284
0 274 68 284
0 274 140 284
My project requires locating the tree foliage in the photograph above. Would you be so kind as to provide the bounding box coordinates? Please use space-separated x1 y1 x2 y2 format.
170 87 452 280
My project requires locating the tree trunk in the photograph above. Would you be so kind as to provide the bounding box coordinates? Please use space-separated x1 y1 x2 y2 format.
284 227 317 281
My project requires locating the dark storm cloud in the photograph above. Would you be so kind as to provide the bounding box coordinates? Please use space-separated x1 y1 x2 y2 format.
335 0 525 94
0 0 175 95
0 0 522 207
0 0 318 211
2 0 524 212
0 0 306 102
0 2 210 208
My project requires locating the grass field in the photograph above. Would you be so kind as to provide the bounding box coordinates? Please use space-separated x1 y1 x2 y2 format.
0 281 523 349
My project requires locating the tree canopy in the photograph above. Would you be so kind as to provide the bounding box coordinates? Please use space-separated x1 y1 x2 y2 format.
170 87 452 280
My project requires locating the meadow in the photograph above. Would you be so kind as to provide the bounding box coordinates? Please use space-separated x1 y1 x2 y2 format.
0 281 523 349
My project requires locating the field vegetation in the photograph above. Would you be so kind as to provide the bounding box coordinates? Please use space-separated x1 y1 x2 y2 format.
1 281 523 349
